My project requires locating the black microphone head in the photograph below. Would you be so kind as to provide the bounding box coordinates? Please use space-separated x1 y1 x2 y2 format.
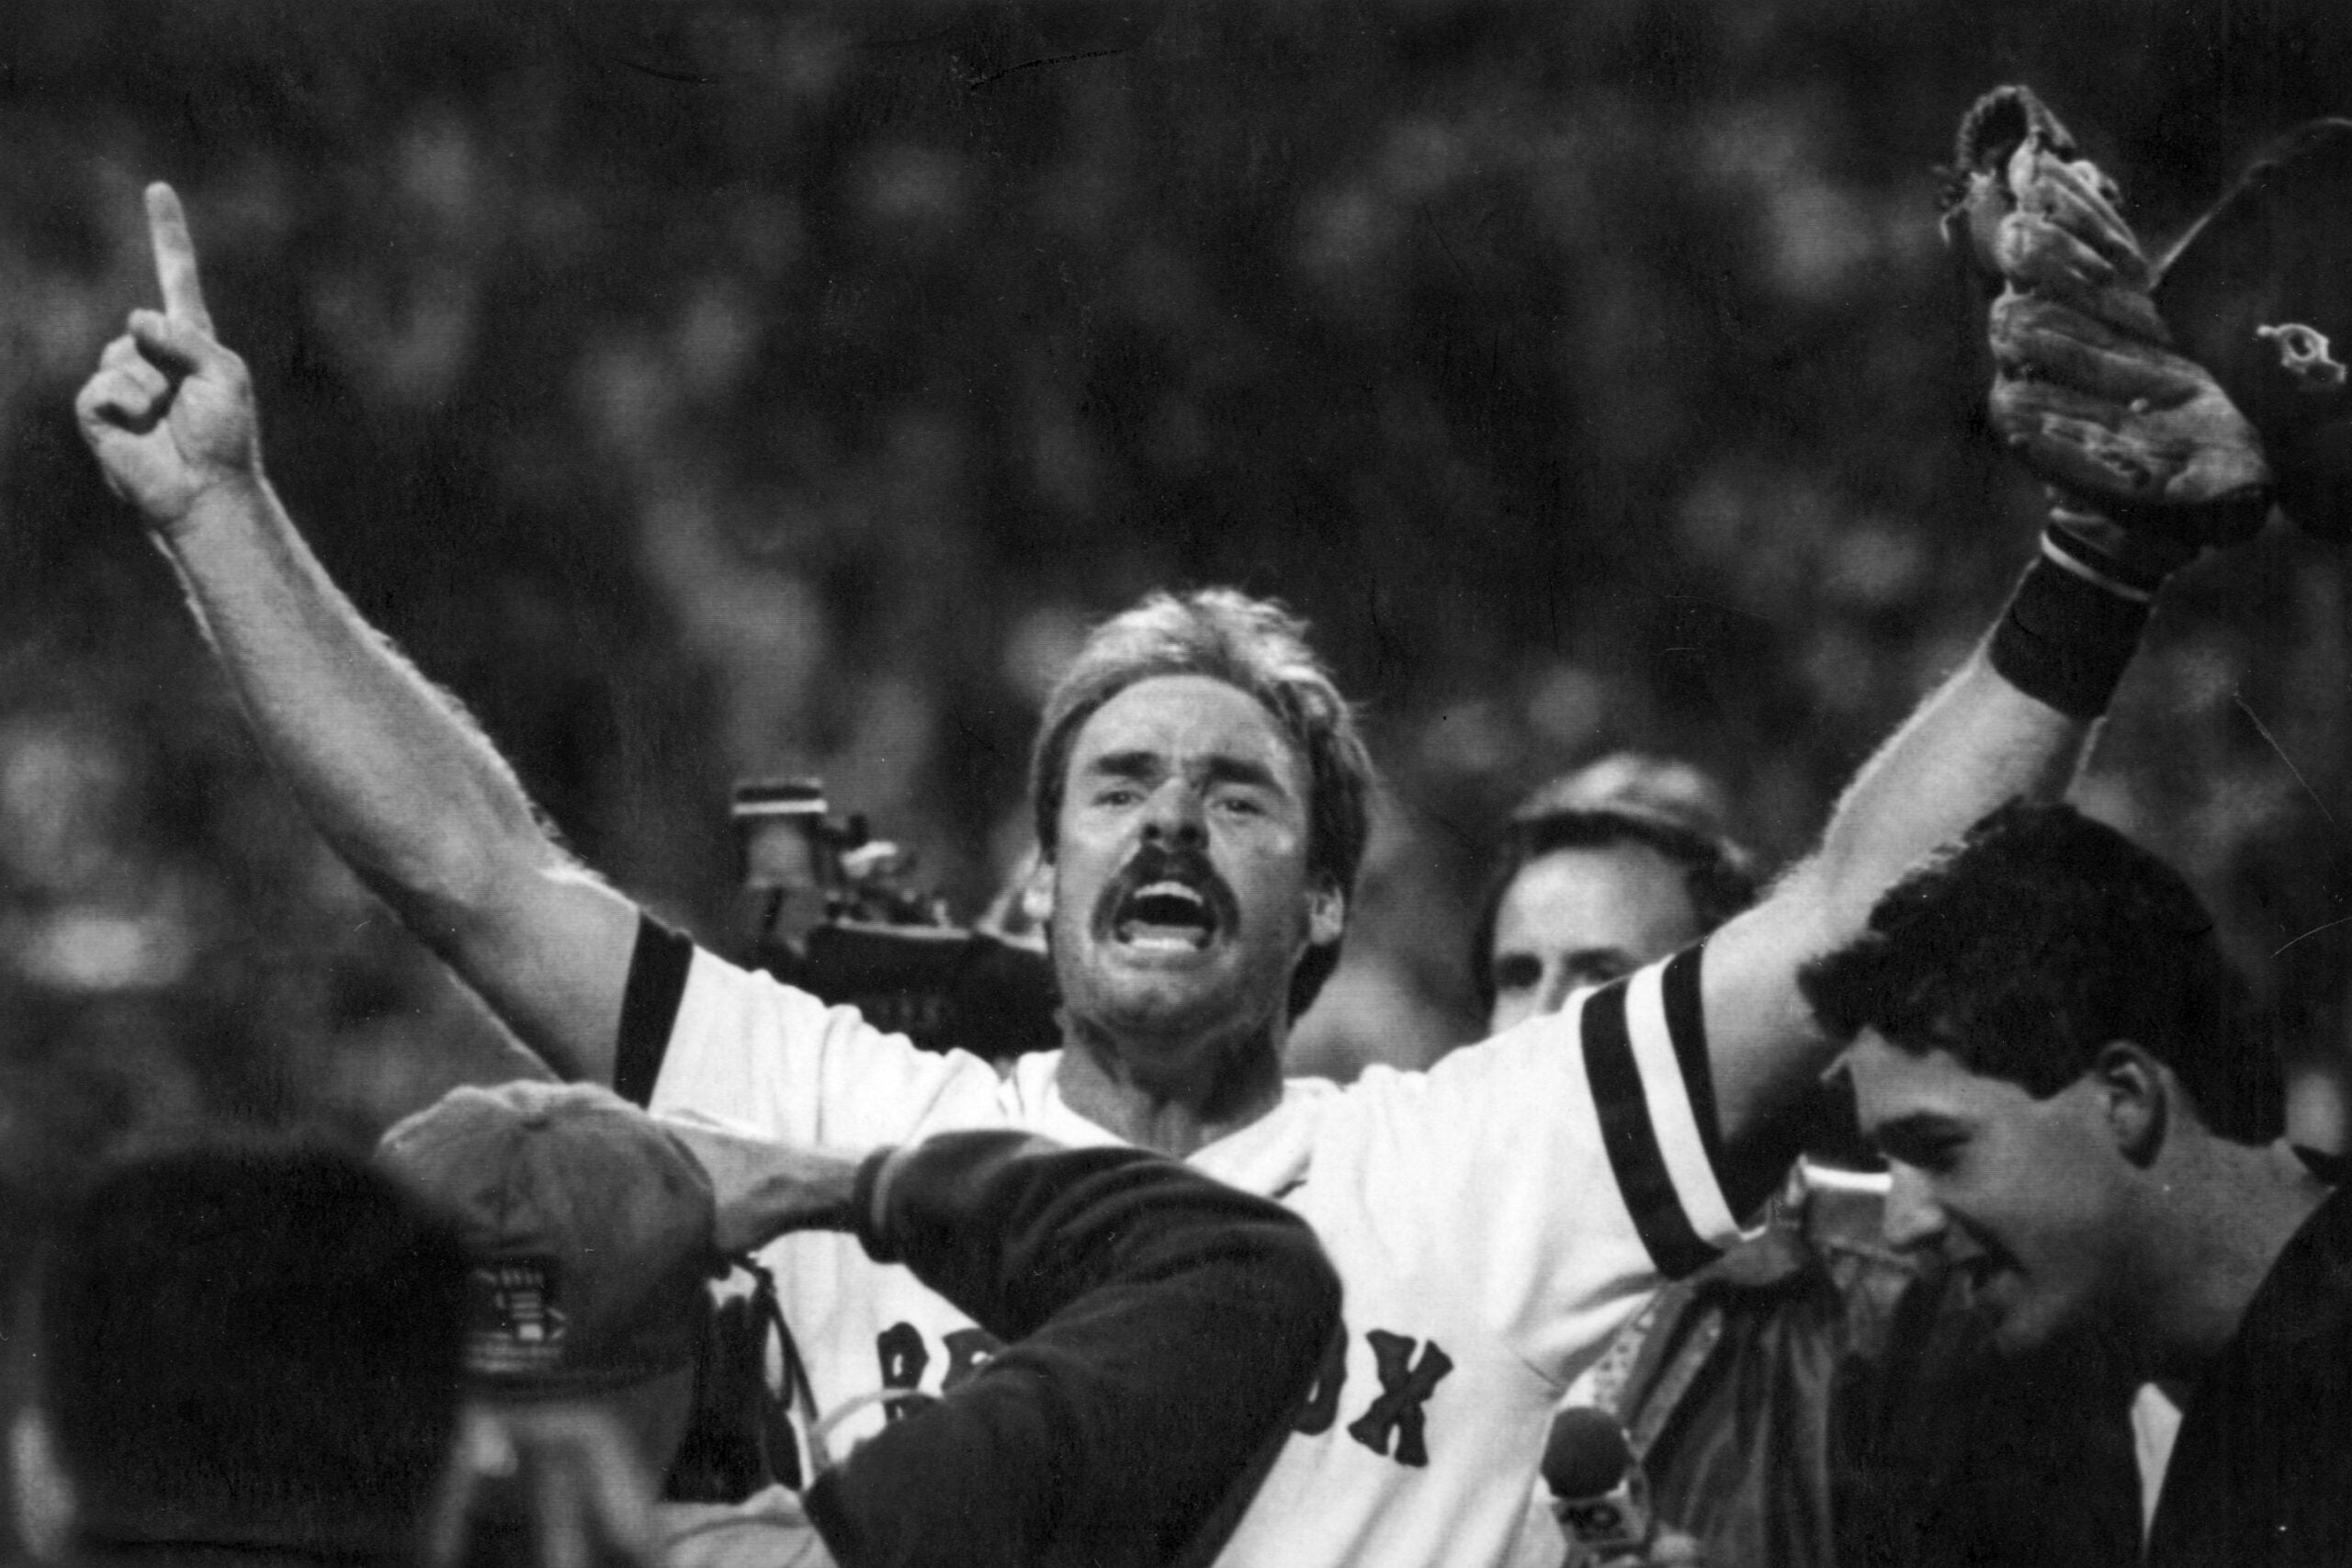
1543 1406 1634 1499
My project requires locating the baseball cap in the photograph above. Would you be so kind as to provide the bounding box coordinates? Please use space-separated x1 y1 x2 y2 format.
377 1080 718 1397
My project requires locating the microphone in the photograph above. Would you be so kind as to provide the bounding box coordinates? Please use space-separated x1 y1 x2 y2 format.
1543 1408 1659 1565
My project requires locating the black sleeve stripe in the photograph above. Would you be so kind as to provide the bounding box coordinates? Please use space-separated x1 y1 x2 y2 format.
1661 945 1727 1183
1582 977 1722 1280
614 914 695 1108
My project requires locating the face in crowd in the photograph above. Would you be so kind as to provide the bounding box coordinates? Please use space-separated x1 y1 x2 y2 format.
1037 672 1343 1076
1486 839 1711 1035
1474 755 1756 1039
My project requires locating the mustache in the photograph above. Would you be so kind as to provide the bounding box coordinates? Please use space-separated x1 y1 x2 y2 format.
1090 842 1237 933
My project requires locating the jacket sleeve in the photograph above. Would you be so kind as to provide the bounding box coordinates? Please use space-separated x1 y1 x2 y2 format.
803 1131 1340 1568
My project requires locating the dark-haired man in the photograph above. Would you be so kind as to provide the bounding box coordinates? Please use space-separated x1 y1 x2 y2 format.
1801 800 2346 1567
10 1143 472 1566
76 181 2226 1567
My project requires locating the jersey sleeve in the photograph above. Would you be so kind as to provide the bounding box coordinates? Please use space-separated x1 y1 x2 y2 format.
616 915 998 1150
1570 946 1739 1280
1345 944 1744 1381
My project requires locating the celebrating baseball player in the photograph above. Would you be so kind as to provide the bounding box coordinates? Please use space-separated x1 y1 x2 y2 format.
74 127 2268 1564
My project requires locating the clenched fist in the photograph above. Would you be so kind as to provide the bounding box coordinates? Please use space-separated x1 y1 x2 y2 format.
74 183 263 532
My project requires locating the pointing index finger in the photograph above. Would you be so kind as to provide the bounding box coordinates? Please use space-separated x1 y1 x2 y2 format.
144 182 214 336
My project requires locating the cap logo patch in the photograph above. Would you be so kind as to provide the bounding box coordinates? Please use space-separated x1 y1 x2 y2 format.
467 1258 568 1376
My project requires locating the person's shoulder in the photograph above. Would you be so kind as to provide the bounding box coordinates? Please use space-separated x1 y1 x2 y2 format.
680 942 988 1066
2256 1170 2352 1320
1348 999 1595 1100
2198 1177 2352 1412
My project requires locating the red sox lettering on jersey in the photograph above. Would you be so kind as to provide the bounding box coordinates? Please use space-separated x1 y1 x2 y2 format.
873 1316 1458 1468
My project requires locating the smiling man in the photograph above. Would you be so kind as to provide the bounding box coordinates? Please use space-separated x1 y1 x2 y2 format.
1801 801 2348 1567
76 182 2248 1567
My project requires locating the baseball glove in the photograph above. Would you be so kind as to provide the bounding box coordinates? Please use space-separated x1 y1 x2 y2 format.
1943 85 2272 545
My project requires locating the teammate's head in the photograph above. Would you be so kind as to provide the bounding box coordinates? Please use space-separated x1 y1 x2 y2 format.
1799 800 2286 1352
1473 754 1758 1034
376 1081 719 1482
1029 590 1372 1036
23 1140 469 1562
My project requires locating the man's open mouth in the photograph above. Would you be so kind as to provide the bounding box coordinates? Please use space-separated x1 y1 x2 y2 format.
1112 879 1220 950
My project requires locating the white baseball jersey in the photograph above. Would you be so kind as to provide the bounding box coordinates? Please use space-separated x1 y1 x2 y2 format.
622 921 1741 1568
659 1487 833 1568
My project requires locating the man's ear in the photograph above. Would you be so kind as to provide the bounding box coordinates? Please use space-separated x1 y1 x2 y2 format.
1306 883 1345 948
1021 855 1055 926
12 1404 74 1560
2094 1041 2169 1167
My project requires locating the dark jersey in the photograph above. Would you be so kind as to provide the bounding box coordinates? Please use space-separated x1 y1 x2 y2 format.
2146 1162 2352 1568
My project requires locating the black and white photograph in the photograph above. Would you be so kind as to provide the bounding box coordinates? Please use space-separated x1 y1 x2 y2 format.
4 3 2352 1564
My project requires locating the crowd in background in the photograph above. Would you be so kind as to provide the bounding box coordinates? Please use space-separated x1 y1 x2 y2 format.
6 0 2352 1520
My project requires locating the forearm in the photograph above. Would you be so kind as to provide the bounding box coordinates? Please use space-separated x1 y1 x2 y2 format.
161 474 629 1078
74 186 642 1079
1705 550 2132 1174
1800 515 2176 921
167 477 544 914
1800 639 2086 939
658 1112 865 1253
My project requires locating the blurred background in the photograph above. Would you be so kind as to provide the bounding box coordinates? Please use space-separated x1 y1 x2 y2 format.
2 0 2349 1305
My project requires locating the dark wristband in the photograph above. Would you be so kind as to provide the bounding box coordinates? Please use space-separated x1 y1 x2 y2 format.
1987 543 2153 719
2042 518 2173 599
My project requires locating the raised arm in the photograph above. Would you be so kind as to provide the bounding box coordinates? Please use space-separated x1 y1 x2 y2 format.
1694 92 2270 1201
1698 605 2095 1190
74 185 638 1082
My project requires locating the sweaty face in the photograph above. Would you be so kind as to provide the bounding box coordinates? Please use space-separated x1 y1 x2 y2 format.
1848 1032 2132 1355
1486 842 1706 1034
1045 674 1337 1067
